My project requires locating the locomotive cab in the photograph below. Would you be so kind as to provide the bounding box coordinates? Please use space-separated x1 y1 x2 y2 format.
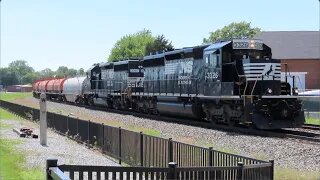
202 39 304 129
203 39 288 96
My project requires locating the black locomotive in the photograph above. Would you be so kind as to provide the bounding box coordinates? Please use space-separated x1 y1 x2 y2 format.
85 39 304 129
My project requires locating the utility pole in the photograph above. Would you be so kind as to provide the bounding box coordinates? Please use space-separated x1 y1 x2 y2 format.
40 93 47 146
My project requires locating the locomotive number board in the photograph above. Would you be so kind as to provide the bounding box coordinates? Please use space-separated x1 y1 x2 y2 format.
232 39 263 50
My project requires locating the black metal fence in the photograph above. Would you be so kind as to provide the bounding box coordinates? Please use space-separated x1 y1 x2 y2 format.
0 100 274 180
47 159 272 180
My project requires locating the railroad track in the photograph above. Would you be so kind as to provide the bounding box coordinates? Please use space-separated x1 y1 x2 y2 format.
68 103 320 144
271 129 320 143
302 124 320 130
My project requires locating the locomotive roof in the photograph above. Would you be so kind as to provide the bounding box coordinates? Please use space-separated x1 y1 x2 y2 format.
113 59 140 65
143 53 164 60
144 47 196 61
99 62 112 67
164 48 193 56
87 63 100 71
204 41 231 52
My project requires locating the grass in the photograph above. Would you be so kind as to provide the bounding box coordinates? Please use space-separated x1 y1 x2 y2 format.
275 168 320 180
0 138 45 180
0 108 18 120
305 118 320 125
0 92 32 101
0 121 13 129
0 109 44 179
126 124 161 137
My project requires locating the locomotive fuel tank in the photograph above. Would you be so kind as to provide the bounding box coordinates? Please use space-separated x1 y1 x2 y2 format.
156 96 202 119
156 102 198 118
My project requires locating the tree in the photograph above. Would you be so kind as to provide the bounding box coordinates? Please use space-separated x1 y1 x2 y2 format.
55 66 69 77
203 21 261 43
145 35 174 55
0 68 19 86
21 72 38 84
78 68 85 76
8 60 35 84
108 30 156 62
39 68 54 78
67 68 77 77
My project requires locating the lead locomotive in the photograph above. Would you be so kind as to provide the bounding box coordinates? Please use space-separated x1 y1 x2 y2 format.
34 39 305 129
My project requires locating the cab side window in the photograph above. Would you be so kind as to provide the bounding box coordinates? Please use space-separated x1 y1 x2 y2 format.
205 52 220 68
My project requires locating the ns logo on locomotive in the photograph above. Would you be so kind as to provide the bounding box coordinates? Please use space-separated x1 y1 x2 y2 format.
33 39 304 129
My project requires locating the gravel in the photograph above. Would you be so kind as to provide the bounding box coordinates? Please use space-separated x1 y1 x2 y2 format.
10 97 320 172
0 118 120 175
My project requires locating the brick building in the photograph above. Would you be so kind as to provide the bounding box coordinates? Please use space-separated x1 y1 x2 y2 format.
6 84 33 92
256 31 320 90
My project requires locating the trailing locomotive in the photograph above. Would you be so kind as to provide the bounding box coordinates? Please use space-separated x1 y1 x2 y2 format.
33 39 305 129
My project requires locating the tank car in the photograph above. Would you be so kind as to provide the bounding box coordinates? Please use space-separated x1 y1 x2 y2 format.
46 78 66 101
63 77 87 104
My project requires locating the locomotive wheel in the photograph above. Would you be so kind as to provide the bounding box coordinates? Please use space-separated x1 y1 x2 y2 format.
142 104 148 114
204 110 219 125
88 96 94 106
223 104 236 127
113 98 121 110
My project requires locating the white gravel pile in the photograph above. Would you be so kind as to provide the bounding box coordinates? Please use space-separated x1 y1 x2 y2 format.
0 119 119 174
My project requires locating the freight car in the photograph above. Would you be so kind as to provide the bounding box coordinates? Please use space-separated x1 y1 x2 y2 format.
33 39 305 129
63 77 87 104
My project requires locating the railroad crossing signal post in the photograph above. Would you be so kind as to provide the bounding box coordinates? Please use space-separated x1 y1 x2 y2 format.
40 93 47 146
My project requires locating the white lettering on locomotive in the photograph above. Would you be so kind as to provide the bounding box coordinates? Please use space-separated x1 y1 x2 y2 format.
130 69 140 73
178 75 191 85
127 77 144 87
205 72 219 80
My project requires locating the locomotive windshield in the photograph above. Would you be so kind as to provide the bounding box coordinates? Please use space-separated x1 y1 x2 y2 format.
232 39 271 60
233 49 268 60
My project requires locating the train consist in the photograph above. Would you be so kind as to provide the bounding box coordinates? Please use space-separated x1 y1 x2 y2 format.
33 39 305 129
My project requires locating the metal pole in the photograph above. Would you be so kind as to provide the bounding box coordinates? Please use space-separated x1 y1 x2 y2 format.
269 160 274 180
168 162 177 180
40 93 47 146
46 158 58 180
140 132 144 166
237 162 244 180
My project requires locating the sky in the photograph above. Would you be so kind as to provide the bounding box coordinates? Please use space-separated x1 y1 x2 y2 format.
1 0 319 71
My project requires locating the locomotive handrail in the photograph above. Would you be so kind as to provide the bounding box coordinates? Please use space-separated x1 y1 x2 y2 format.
90 78 200 82
251 79 258 97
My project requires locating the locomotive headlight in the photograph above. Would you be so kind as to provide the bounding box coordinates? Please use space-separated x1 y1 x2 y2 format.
292 88 299 96
267 88 273 94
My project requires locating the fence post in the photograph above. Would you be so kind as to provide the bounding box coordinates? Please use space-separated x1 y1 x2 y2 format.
237 162 244 180
32 109 36 121
168 162 177 179
76 118 79 137
168 138 173 163
101 123 105 150
208 147 213 166
140 132 144 166
46 158 58 180
119 127 122 164
88 120 91 146
66 116 69 136
269 160 274 180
